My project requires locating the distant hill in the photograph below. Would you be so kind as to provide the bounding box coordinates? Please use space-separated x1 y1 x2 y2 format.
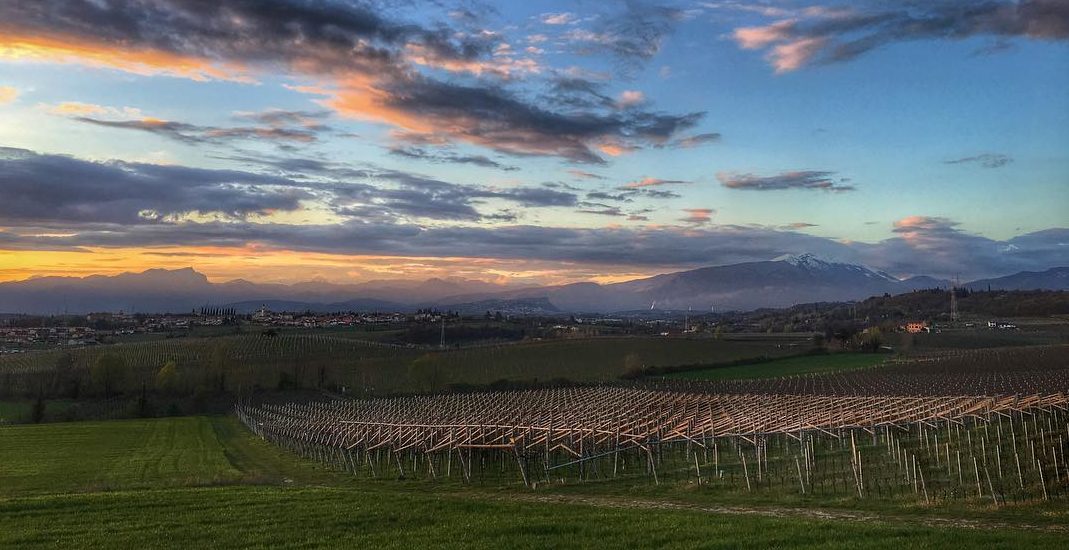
0 268 510 314
1 258 1065 314
965 267 1069 291
441 254 953 312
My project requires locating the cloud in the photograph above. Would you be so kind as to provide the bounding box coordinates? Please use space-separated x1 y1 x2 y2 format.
0 0 703 164
0 147 308 224
717 170 855 192
858 215 1069 279
639 189 682 200
732 1 1069 72
541 12 579 25
78 114 322 144
567 3 685 64
232 109 330 128
567 169 606 180
577 204 626 217
0 147 576 226
617 90 646 108
42 101 143 118
586 191 633 203
387 147 518 171
624 177 690 189
1 196 1064 280
670 132 721 148
945 153 1013 169
681 208 715 225
353 76 703 163
0 86 18 104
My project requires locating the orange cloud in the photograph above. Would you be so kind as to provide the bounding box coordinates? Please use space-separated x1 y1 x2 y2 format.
0 85 18 104
404 44 541 78
680 208 715 225
769 37 826 73
0 32 251 82
46 101 105 115
0 246 667 287
734 21 795 49
617 90 645 107
319 75 437 134
598 142 640 157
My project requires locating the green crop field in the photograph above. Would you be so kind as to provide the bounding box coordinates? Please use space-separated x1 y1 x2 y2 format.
661 353 888 381
1 416 1066 548
0 334 799 399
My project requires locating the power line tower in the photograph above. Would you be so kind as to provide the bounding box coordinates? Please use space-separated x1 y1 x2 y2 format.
439 315 446 349
949 275 959 323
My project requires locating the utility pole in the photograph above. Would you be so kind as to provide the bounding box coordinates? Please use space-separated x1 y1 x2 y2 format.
439 315 446 349
950 275 959 323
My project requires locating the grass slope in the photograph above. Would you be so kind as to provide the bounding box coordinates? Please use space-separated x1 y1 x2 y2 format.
662 353 887 380
6 486 1067 549
2 417 1066 548
0 417 241 496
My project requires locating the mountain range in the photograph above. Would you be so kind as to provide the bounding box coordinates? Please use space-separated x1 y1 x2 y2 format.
1 255 1066 315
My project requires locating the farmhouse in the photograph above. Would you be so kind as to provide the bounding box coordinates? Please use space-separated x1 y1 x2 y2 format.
902 321 930 334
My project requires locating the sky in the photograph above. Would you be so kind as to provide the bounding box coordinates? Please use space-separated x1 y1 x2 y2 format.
0 0 1066 285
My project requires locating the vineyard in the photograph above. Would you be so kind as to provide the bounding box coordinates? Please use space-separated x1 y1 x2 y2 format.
237 345 1069 504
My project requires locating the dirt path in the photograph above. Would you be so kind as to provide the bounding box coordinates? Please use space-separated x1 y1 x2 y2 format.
486 492 1069 533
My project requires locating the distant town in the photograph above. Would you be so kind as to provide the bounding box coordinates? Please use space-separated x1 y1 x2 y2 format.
1 286 1041 355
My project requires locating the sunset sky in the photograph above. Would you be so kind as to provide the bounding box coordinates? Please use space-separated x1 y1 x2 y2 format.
0 0 1066 285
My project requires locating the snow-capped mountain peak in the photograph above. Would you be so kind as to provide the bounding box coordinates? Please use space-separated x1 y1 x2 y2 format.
773 253 899 282
773 252 837 269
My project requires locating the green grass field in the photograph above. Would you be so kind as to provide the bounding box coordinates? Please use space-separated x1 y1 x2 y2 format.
2 416 1067 548
7 485 1066 549
661 353 887 380
0 335 799 398
0 417 243 496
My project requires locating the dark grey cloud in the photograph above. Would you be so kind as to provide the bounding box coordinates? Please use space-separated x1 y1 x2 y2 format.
567 169 607 180
945 153 1013 169
717 170 855 192
587 187 681 203
567 2 685 64
669 132 721 148
387 147 518 171
0 147 576 226
0 147 309 224
736 0 1069 71
640 189 682 199
547 77 616 110
587 191 634 203
577 204 626 217
0 0 490 76
76 117 322 145
542 181 582 192
379 76 704 163
233 109 331 127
